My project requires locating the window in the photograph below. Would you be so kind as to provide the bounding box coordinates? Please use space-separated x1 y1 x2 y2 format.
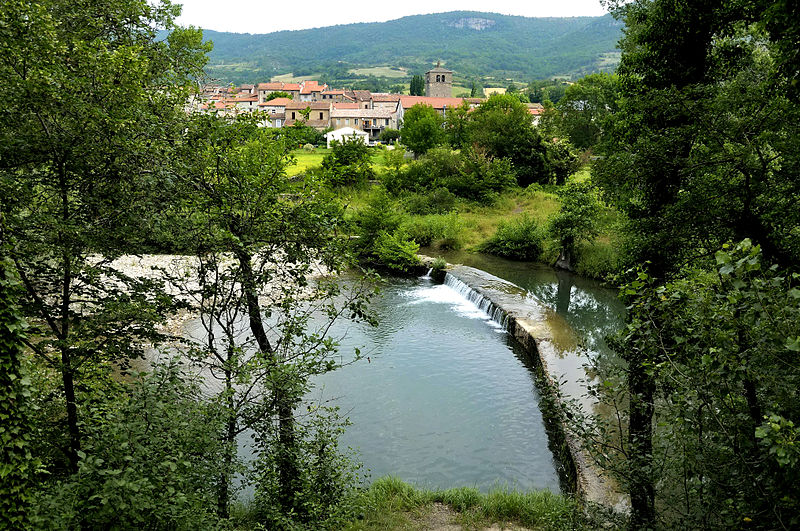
319 112 323 120
345 119 349 125
385 119 389 126
291 112 296 120
355 118 359 125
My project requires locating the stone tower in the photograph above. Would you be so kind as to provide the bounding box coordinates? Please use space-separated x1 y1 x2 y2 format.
425 62 453 98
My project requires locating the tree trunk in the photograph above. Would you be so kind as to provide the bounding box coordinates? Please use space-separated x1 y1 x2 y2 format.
628 352 656 530
235 248 299 513
217 367 236 520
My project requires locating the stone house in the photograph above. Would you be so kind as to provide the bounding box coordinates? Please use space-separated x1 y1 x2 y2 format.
329 108 397 140
285 101 332 130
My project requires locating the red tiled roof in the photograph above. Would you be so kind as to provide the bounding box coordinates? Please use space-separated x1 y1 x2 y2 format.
322 89 345 95
286 101 331 110
259 97 292 107
399 96 466 110
257 82 301 91
332 102 360 109
371 93 401 102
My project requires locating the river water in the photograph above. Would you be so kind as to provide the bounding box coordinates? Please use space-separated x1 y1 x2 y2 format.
310 275 561 492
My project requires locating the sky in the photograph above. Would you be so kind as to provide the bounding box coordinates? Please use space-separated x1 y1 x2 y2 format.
174 0 609 35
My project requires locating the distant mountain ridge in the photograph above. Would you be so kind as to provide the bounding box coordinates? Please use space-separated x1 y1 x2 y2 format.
199 11 623 84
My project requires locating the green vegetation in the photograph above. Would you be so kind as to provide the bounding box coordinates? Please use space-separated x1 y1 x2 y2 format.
198 12 622 85
342 477 585 531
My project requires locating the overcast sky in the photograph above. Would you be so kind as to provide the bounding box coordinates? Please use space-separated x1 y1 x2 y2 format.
174 0 609 34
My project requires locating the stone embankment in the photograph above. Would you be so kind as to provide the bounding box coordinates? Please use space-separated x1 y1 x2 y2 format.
423 256 627 512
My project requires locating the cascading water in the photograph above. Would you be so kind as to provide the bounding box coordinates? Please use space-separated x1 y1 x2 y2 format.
444 272 510 330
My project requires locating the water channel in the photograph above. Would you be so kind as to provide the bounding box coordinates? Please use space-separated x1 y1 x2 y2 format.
308 252 624 493
157 252 625 495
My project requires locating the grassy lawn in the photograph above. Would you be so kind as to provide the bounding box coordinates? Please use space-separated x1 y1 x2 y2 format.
287 148 330 175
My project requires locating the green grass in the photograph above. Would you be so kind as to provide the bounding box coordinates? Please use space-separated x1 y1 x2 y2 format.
349 66 408 78
287 148 330 175
342 477 586 531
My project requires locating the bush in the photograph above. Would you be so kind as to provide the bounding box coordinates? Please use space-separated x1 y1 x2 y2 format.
401 213 465 250
350 189 420 272
391 148 516 203
321 138 374 187
379 128 401 143
374 230 421 271
403 187 457 215
479 215 544 260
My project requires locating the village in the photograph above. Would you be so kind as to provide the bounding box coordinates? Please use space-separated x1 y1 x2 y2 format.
194 64 544 145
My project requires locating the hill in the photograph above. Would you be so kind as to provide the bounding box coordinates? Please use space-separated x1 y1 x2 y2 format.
198 11 622 85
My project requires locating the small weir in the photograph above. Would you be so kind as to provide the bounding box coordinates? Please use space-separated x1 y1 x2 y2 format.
444 273 510 330
439 263 627 511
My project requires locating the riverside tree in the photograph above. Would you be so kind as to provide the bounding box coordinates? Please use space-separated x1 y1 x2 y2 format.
173 113 374 523
0 0 208 474
585 1 800 528
400 103 446 156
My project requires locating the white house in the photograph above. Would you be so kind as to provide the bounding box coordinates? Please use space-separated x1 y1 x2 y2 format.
324 127 369 149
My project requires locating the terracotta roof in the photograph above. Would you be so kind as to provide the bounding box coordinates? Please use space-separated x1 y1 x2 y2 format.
259 97 292 107
322 89 345 95
371 93 402 102
285 101 331 110
332 102 360 109
399 96 466 110
267 112 285 120
528 107 544 116
233 95 258 102
257 82 301 91
346 89 372 101
300 82 327 94
200 100 229 110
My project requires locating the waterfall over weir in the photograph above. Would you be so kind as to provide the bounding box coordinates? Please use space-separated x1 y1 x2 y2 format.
444 273 509 330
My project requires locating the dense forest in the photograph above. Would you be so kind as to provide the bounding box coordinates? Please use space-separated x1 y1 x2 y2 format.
2 0 799 529
196 11 622 84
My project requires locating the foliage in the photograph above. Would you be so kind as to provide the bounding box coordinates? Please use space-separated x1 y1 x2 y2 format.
251 407 363 529
392 147 516 202
400 104 445 156
264 90 292 101
0 260 35 529
409 74 424 96
577 241 800 529
431 257 448 272
322 137 375 187
0 0 207 473
349 189 420 272
468 94 551 186
547 180 601 270
403 187 457 215
542 73 620 150
478 215 544 261
31 362 226 530
378 128 401 143
444 100 473 149
545 139 581 185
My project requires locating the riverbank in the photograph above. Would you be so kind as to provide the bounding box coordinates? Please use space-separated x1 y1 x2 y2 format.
231 477 592 530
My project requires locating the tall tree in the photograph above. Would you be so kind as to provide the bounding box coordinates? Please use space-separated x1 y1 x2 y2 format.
409 74 425 96
400 104 445 156
0 0 209 473
468 94 550 186
173 113 372 520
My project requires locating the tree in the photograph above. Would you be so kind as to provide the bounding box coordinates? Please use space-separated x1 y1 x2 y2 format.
544 73 620 150
322 136 375 186
468 94 551 186
470 80 485 97
0 0 208 474
409 74 425 96
547 180 601 271
444 100 473 149
400 104 445 156
579 241 800 529
588 2 800 528
174 113 373 520
264 90 292 101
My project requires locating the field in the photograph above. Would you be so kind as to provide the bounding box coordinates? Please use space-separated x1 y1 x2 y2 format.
349 66 408 78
